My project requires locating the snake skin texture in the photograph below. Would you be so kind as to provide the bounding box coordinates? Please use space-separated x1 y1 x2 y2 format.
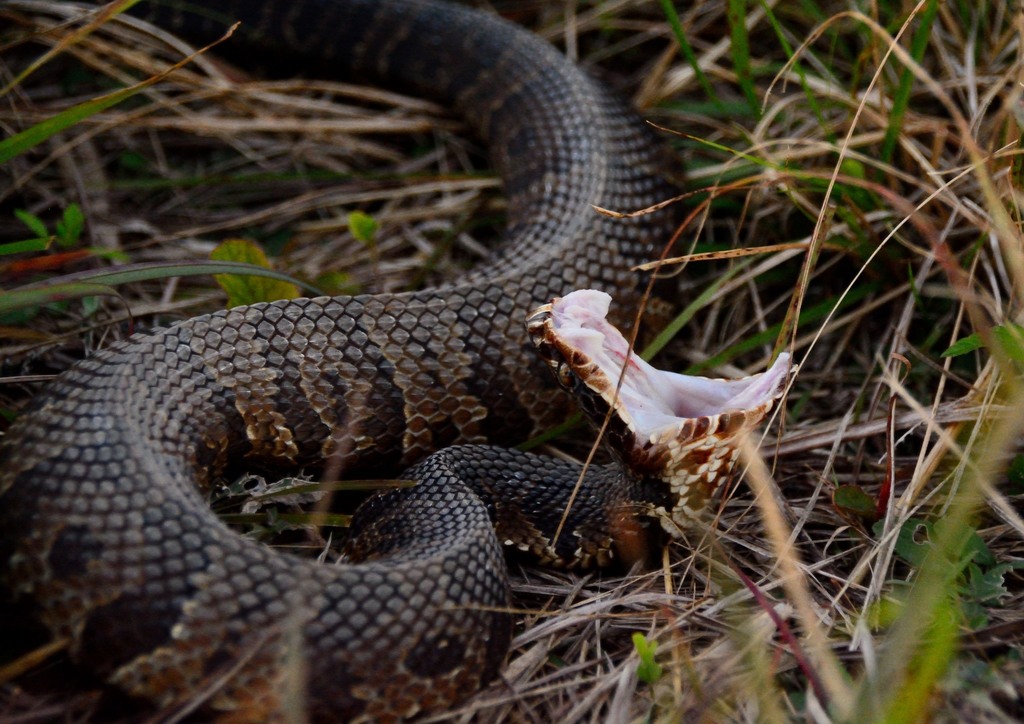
0 0 681 720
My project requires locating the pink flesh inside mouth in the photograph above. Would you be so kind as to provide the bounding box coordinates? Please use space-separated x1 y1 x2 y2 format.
549 290 793 440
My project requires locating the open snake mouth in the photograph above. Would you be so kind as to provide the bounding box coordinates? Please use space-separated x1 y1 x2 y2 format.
527 289 795 521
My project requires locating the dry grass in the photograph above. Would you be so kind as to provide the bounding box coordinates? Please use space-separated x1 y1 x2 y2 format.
2 0 1023 722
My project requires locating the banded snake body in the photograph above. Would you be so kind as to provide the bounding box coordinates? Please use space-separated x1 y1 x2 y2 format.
0 1 793 720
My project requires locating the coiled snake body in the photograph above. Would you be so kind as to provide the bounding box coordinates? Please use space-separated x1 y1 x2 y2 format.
0 1 792 720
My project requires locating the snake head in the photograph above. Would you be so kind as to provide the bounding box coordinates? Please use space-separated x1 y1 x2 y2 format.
526 289 795 530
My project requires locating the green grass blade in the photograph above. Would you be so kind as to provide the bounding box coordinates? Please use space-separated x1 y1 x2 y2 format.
15 260 324 296
0 79 141 167
0 12 235 165
727 0 761 117
642 259 752 361
759 0 836 145
0 0 142 98
0 282 119 315
688 283 876 374
880 0 939 162
218 512 352 529
659 0 719 104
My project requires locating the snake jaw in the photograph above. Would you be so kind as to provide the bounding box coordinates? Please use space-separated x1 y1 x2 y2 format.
527 289 796 528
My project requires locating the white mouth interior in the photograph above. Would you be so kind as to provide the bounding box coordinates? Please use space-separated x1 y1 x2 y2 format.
550 290 792 438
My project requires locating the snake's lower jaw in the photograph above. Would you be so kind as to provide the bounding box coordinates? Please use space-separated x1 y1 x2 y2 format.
528 289 796 526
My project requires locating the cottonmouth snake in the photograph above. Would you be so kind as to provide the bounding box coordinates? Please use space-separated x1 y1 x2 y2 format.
0 1 793 720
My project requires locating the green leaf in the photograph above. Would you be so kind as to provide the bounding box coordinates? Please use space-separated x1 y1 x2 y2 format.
994 324 1024 363
887 516 993 577
56 203 85 248
942 323 1024 362
631 633 663 684
211 238 301 307
891 518 932 568
964 562 1012 606
0 238 50 256
81 294 101 318
314 270 361 296
347 210 379 246
867 595 906 629
942 332 983 358
833 485 878 521
14 209 49 239
959 598 989 629
937 517 993 568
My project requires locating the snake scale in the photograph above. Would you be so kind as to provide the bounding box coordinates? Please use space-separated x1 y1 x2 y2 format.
0 1 793 721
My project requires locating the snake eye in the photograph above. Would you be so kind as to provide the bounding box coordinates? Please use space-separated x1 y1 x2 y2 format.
556 362 574 388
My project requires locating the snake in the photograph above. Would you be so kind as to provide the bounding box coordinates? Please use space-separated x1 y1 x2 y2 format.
0 1 794 721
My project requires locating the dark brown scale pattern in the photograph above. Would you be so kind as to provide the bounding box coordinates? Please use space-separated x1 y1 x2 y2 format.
0 0 678 720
